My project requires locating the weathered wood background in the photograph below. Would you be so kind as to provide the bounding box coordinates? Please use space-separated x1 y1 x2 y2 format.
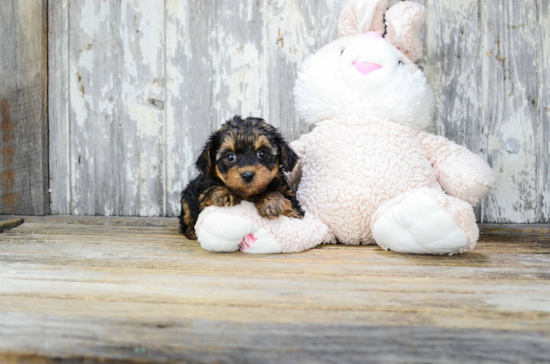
0 0 48 215
44 0 548 222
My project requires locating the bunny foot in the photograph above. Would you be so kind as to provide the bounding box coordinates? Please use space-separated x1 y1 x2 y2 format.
371 189 478 255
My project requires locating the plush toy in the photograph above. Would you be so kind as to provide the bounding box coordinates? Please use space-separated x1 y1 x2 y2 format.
195 0 496 255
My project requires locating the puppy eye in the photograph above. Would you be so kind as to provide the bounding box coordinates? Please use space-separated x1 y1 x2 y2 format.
226 153 236 162
340 49 345 56
398 60 403 65
256 150 266 160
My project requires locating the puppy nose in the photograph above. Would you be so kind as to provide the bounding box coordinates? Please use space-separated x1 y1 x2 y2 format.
241 171 255 182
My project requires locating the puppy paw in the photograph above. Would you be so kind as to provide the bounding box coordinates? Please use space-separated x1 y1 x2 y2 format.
256 193 285 220
258 205 284 219
185 226 197 240
212 186 242 207
202 186 242 209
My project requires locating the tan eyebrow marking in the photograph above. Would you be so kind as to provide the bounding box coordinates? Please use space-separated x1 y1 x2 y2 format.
255 135 277 155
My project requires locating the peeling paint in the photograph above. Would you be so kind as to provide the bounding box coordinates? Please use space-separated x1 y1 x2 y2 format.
264 0 317 64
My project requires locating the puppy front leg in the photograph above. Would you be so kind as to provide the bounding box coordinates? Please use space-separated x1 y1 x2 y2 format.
200 186 242 209
255 192 302 220
255 192 285 219
180 197 198 240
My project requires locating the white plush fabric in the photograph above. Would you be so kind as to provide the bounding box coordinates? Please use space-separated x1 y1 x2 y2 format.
371 187 480 255
294 33 434 129
196 0 495 255
196 201 328 254
372 191 469 255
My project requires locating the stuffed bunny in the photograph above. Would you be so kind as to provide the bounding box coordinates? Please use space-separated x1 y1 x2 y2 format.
195 0 496 255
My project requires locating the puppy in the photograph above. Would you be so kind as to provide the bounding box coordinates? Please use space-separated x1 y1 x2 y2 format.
179 115 304 240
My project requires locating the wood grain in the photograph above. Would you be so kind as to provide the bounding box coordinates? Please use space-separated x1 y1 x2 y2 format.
263 0 344 140
0 0 48 215
118 0 166 217
48 0 70 215
67 0 119 216
0 217 23 232
482 0 542 223
0 216 549 362
479 223 550 236
165 0 215 216
1 316 549 364
423 0 485 221
540 0 550 223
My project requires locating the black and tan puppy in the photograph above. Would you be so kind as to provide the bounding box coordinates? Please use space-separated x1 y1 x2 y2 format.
179 115 304 240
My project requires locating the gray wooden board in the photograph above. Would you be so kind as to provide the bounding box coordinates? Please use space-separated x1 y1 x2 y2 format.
48 0 549 222
0 0 48 215
422 0 484 221
0 216 550 362
482 0 543 223
2 315 550 364
9 215 550 235
48 0 70 216
540 0 550 222
165 0 218 215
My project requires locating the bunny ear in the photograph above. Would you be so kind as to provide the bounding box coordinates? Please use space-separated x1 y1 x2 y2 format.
338 0 388 38
384 1 425 62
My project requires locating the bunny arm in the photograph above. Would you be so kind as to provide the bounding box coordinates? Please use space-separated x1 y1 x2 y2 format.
417 131 496 206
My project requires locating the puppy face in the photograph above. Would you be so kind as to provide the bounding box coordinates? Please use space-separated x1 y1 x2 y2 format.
196 116 298 199
214 131 280 198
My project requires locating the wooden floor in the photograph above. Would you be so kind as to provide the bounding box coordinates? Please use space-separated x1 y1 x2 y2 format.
0 216 549 363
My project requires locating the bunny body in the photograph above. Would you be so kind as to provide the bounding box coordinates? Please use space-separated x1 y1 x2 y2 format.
288 112 439 246
195 0 495 255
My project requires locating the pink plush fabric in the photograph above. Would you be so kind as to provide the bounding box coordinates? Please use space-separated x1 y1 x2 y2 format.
339 1 425 63
417 132 496 205
338 0 388 37
384 1 425 62
370 0 388 35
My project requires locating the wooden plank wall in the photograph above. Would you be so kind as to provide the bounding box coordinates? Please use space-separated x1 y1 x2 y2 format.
48 0 549 223
0 0 49 215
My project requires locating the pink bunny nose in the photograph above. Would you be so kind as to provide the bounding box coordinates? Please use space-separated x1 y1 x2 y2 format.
353 61 382 76
364 31 382 40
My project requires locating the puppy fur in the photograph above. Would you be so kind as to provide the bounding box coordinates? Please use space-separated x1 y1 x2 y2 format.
179 115 304 240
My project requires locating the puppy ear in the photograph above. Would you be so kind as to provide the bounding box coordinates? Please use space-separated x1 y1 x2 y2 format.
277 139 299 173
195 139 213 176
385 1 425 62
338 0 388 38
